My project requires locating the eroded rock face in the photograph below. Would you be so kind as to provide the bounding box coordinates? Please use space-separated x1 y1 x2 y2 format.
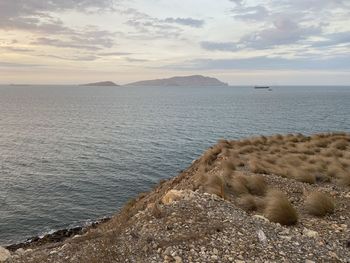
162 190 194 204
0 246 11 262
162 190 186 204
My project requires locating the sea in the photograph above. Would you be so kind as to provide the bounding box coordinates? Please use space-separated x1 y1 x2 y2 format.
0 85 349 245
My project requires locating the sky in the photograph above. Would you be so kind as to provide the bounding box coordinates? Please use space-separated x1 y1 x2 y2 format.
0 0 349 85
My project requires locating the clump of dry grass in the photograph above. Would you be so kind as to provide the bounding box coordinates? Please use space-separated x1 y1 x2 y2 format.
222 160 236 177
326 163 347 179
264 190 298 225
225 173 268 197
248 157 270 174
331 139 348 150
304 192 335 217
239 145 258 154
150 202 163 218
338 174 350 187
200 174 226 199
236 194 265 212
236 139 252 147
263 154 277 164
226 174 249 196
246 175 267 196
294 172 316 184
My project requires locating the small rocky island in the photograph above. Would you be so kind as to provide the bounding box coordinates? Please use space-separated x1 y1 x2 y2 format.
80 81 119 87
125 75 229 87
2 133 350 262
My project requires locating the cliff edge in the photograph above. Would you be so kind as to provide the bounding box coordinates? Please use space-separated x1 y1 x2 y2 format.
4 133 350 262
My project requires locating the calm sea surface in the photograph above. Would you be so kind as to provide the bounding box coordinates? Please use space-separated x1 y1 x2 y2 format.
0 85 349 245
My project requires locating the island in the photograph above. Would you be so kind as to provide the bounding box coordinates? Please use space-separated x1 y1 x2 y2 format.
125 75 229 87
80 81 119 87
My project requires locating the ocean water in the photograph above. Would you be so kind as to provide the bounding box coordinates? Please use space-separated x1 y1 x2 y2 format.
0 85 349 245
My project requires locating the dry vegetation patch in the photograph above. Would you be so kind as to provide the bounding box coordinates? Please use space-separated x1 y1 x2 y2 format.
215 133 350 187
304 192 335 217
264 190 298 225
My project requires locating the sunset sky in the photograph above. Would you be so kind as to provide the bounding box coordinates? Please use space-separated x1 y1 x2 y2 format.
0 0 349 85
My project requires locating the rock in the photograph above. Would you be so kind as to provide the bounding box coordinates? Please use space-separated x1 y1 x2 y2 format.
252 215 269 222
257 229 267 244
0 247 11 262
303 228 319 238
49 250 58 255
213 248 218 255
328 251 340 260
162 190 185 204
164 247 172 256
15 248 25 255
174 256 183 263
305 260 315 263
211 255 218 260
279 235 292 241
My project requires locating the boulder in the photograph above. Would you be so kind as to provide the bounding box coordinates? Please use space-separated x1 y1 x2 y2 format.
162 190 185 204
0 246 11 262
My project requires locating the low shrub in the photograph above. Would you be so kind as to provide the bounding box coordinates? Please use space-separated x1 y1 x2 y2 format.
245 175 267 196
304 192 335 217
264 190 298 225
236 195 265 212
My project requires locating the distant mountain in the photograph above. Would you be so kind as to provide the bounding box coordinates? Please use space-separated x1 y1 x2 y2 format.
125 75 228 87
80 81 119 86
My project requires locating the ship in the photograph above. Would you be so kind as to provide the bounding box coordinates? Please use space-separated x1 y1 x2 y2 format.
254 86 270 89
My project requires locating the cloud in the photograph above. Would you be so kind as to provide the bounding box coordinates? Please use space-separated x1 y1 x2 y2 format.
164 56 350 71
227 0 348 51
200 41 237 51
0 0 117 51
0 61 43 68
125 57 149 63
40 54 100 61
240 18 322 48
0 46 34 53
278 0 349 11
98 52 132 56
163 17 205 28
310 31 350 47
0 0 114 31
232 5 269 21
121 8 203 40
0 0 115 18
32 28 115 51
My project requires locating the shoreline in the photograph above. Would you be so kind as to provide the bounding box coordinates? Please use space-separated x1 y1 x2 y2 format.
2 132 350 262
4 217 111 252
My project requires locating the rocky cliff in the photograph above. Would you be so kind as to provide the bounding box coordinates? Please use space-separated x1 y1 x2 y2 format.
3 133 350 262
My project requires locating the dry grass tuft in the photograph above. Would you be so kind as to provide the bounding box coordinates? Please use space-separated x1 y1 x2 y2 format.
245 175 267 196
264 190 298 225
236 195 265 212
226 174 249 196
295 172 316 184
331 139 348 150
239 145 258 154
201 174 226 199
150 202 163 218
222 160 236 177
248 157 269 174
225 173 268 197
304 192 335 217
338 174 350 187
